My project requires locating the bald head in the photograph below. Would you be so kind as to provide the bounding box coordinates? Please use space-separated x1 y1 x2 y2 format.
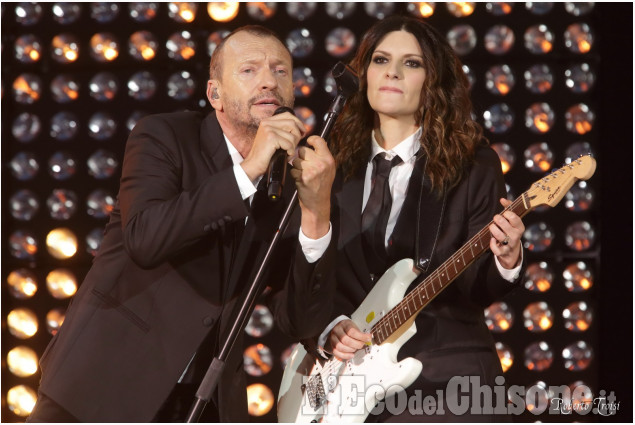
209 25 290 81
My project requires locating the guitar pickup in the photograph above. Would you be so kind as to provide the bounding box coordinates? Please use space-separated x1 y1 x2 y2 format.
303 375 327 410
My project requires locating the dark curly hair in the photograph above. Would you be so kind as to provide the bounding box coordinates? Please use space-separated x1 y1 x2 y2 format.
330 15 486 193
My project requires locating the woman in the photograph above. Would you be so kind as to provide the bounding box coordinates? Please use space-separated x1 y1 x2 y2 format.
318 16 524 422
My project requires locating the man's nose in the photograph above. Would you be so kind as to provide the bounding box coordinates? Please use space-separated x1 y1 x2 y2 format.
258 68 278 90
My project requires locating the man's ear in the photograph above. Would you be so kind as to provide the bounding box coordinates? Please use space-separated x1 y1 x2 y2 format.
207 80 222 110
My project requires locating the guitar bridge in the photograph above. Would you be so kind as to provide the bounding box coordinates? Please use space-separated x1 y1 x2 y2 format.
303 374 327 410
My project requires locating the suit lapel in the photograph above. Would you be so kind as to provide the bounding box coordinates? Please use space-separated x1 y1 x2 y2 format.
200 111 233 174
336 168 375 291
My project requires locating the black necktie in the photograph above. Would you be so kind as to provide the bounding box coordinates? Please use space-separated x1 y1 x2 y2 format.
361 153 403 269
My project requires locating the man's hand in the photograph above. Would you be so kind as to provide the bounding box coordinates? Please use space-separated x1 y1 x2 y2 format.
326 319 372 361
290 135 336 239
489 198 525 269
240 112 306 182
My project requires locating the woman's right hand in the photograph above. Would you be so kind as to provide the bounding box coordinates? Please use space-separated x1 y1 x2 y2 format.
326 319 372 360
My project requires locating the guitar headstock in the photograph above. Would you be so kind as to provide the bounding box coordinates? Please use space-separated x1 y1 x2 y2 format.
526 155 597 209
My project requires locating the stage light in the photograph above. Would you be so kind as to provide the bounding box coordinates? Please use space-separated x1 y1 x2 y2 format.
486 2 513 15
447 24 477 55
7 308 39 339
89 72 119 102
407 2 435 18
495 342 514 372
90 2 119 23
9 230 38 260
286 28 315 59
562 341 593 371
15 3 43 26
565 181 594 212
207 2 239 22
565 23 594 54
207 30 230 56
294 106 316 134
523 262 553 293
483 103 514 134
563 301 593 332
169 2 198 23
565 221 596 251
246 2 277 21
129 2 158 22
246 305 274 338
12 112 41 142
285 3 316 21
86 189 116 219
491 143 515 174
563 261 593 292
246 383 274 416
46 269 78 299
52 3 81 24
90 33 119 62
523 302 554 332
524 64 554 94
485 302 514 332
9 190 40 221
524 341 553 371
47 189 78 220
565 63 595 93
485 64 515 95
7 347 39 378
15 35 42 63
87 149 119 180
524 381 552 412
526 103 554 133
447 2 475 17
129 31 158 61
46 308 66 335
88 112 117 140
524 142 554 172
365 3 396 19
6 385 37 417
325 3 356 19
325 27 356 58
525 3 553 15
128 71 158 100
485 25 515 55
524 24 554 54
46 228 78 259
167 31 196 60
244 344 273 376
9 152 39 181
48 151 77 182
51 34 79 63
523 222 554 252
293 67 316 98
565 103 594 134
51 74 80 103
7 269 38 299
565 141 594 162
50 111 79 141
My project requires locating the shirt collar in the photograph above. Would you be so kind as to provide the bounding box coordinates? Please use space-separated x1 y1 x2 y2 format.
223 134 244 166
370 127 422 164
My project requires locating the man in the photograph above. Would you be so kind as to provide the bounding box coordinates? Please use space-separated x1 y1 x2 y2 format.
28 26 336 422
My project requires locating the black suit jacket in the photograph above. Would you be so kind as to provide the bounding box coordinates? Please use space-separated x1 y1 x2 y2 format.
37 111 336 422
327 146 520 412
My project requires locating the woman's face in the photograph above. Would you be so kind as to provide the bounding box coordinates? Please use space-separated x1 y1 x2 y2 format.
366 30 426 123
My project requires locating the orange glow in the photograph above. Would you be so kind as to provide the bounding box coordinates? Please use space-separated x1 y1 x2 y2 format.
180 10 194 22
500 161 510 174
539 316 552 330
29 49 40 61
420 3 435 17
580 278 591 289
575 121 592 134
181 46 195 60
498 319 510 331
578 40 591 53
64 86 78 100
538 159 551 172
541 40 553 52
534 113 550 132
576 320 589 331
500 356 513 372
496 81 510 95
301 86 311 96
536 279 551 292
208 2 239 22
14 78 38 100
460 2 475 15
64 47 77 61
501 3 512 14
142 47 155 60
104 47 118 61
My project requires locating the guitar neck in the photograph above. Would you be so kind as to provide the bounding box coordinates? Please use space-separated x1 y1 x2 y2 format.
372 192 533 345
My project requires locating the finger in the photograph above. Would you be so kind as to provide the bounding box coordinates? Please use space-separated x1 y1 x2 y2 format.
305 135 328 154
489 222 507 244
268 114 306 136
344 326 372 343
333 349 355 361
501 211 524 231
499 197 512 208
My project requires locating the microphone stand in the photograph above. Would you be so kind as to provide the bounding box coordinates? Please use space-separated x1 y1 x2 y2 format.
185 62 358 423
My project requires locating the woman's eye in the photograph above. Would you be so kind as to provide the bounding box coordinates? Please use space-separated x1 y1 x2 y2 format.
372 56 388 64
406 60 423 68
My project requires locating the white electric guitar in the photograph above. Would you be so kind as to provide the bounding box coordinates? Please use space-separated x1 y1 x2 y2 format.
278 155 596 423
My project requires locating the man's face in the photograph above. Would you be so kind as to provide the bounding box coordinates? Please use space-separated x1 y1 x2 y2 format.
214 32 294 134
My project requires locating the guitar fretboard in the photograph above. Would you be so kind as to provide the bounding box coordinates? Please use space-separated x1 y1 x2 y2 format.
372 193 531 345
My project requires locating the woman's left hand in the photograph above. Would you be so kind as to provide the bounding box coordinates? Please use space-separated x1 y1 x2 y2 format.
489 198 525 269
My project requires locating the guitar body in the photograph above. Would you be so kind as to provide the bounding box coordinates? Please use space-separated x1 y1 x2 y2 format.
278 259 422 423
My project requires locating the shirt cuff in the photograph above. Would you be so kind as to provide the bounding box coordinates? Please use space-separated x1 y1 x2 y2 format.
317 315 349 359
298 223 332 264
495 247 524 282
233 164 258 201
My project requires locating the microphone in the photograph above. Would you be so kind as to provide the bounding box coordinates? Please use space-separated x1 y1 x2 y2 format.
267 106 295 201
